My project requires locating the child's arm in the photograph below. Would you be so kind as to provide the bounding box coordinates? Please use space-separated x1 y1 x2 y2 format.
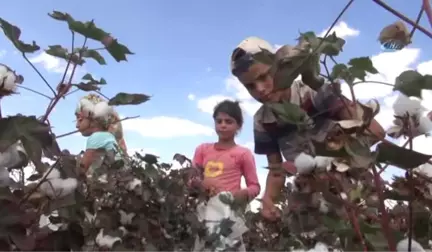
254 126 287 219
233 150 260 202
80 133 109 173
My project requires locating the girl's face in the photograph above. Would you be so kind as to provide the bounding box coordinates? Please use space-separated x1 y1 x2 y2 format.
76 115 96 136
214 112 240 141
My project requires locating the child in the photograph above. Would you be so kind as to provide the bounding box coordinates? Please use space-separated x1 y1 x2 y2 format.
75 93 128 175
230 37 385 221
190 99 260 251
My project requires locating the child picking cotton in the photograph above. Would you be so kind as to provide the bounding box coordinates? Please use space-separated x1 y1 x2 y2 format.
229 37 385 221
75 94 128 175
189 100 260 252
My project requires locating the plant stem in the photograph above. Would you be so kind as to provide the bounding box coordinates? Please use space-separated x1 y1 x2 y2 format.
22 54 57 97
423 0 432 29
372 0 432 39
17 85 53 99
371 164 396 251
407 115 414 252
352 81 394 87
42 36 87 122
409 7 425 38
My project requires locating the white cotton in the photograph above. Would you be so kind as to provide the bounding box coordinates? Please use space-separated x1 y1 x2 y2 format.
126 178 142 191
417 163 432 178
97 174 108 183
318 198 330 213
79 99 95 114
44 168 61 180
118 210 135 225
0 65 8 78
96 229 121 249
294 152 316 174
39 177 77 198
417 116 432 135
309 242 329 252
314 156 333 171
393 94 426 117
93 101 112 118
396 238 425 252
2 71 16 91
84 210 97 223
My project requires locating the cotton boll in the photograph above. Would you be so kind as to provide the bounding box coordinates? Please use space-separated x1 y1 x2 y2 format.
0 65 8 78
96 229 122 249
314 156 333 171
396 238 425 252
40 177 77 198
93 102 112 118
2 71 16 91
310 242 329 252
44 168 61 180
393 94 426 117
79 99 95 114
294 152 316 174
417 116 432 135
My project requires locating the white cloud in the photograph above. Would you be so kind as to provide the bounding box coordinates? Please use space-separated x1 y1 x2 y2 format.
122 116 213 138
29 52 85 78
341 48 420 100
0 50 6 58
318 21 360 39
197 95 232 114
417 60 432 75
187 93 196 101
225 76 251 100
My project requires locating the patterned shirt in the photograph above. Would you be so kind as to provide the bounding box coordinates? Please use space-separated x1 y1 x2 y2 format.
192 143 260 199
253 80 344 162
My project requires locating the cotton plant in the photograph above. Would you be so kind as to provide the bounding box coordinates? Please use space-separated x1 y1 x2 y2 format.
0 63 23 96
387 93 432 138
38 168 78 198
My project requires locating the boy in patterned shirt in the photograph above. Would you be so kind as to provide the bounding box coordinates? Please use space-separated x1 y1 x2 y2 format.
230 37 385 221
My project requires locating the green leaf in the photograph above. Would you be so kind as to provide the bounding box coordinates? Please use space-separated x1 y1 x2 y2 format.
102 36 134 62
82 49 106 65
108 92 150 106
266 101 307 125
0 18 40 53
45 45 69 60
344 137 374 168
317 32 345 56
72 83 100 92
81 73 106 85
376 142 432 169
331 57 378 83
347 57 378 81
393 70 432 98
48 11 108 41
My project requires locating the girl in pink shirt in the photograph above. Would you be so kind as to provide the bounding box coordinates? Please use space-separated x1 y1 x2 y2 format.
190 100 260 251
192 99 261 203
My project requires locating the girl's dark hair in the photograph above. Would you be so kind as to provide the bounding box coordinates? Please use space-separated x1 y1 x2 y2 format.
213 100 244 128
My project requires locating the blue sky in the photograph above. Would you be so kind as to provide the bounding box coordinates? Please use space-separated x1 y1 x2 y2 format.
1 0 432 195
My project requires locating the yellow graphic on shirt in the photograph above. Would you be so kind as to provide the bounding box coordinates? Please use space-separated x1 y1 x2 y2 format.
204 161 224 178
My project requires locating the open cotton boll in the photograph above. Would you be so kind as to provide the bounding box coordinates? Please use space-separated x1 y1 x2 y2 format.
79 99 95 114
396 238 425 252
0 65 8 78
417 116 432 135
314 156 333 170
2 71 16 91
40 177 77 198
44 168 61 180
93 101 113 118
294 152 316 174
96 229 122 249
393 94 426 116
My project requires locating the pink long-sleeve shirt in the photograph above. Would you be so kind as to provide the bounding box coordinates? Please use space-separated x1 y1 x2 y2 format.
192 143 261 200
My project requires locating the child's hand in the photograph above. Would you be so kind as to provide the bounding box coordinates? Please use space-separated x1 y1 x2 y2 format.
202 179 219 197
261 197 280 221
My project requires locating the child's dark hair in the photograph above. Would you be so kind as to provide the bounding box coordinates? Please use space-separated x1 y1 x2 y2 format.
213 100 244 128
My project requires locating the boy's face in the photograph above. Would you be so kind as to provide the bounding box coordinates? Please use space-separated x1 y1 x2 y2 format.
236 62 277 103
